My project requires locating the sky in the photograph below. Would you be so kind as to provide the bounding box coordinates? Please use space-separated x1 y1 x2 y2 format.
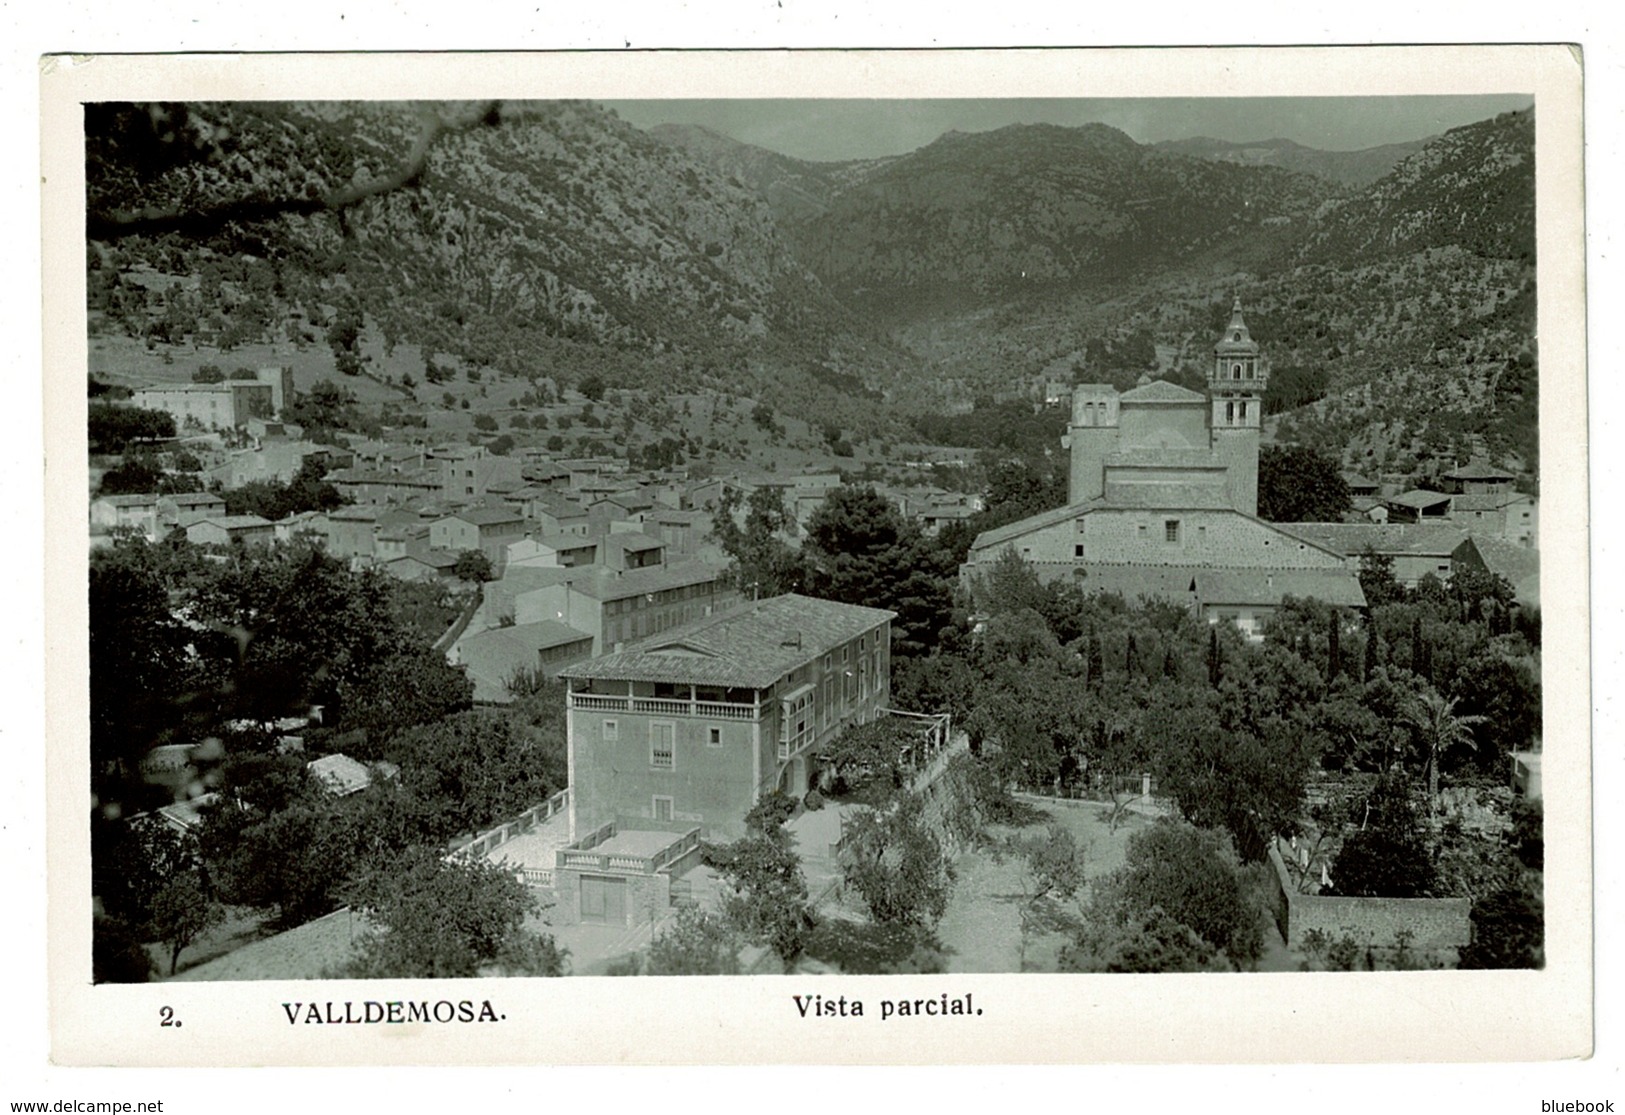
603 95 1535 162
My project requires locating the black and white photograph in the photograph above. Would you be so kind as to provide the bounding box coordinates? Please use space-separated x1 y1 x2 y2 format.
34 44 1592 1072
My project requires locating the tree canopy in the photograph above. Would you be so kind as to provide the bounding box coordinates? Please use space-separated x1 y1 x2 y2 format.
1257 444 1352 523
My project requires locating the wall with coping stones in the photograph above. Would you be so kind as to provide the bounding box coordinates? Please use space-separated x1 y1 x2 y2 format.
1267 845 1470 951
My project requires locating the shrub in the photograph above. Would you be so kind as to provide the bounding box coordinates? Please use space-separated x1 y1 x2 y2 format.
803 789 824 812
745 791 797 833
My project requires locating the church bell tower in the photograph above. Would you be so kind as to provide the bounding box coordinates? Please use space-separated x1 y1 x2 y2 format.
1207 297 1269 516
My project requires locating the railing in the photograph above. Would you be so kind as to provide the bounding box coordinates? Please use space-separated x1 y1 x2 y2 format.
652 829 702 873
448 787 571 860
558 848 646 873
696 700 757 721
905 731 970 796
518 866 554 887
556 825 702 876
632 697 691 715
568 692 762 720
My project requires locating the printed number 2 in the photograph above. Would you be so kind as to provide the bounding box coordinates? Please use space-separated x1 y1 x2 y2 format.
159 1006 181 1028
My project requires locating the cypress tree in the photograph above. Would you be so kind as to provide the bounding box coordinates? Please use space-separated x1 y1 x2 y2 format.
1327 610 1342 681
1125 632 1139 677
1087 625 1104 688
1207 625 1222 687
1363 621 1380 682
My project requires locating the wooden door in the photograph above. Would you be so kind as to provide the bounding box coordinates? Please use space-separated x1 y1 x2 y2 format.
580 874 627 925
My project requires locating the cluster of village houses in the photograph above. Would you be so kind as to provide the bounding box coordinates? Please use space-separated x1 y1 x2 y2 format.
97 303 1543 937
89 381 985 709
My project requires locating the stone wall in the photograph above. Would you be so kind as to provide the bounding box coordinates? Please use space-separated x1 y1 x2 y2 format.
1267 845 1470 951
551 866 671 928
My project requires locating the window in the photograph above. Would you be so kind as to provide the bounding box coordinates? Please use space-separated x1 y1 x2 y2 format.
1165 520 1180 543
1137 523 1147 537
707 726 723 747
779 686 814 759
602 719 618 742
650 722 675 770
1232 362 1242 379
653 796 674 822
1074 543 1085 558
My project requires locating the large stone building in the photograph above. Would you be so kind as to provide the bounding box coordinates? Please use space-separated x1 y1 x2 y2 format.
130 367 291 431
558 594 895 842
963 299 1366 635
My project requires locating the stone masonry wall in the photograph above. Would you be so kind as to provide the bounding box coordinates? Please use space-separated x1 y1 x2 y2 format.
1267 846 1470 951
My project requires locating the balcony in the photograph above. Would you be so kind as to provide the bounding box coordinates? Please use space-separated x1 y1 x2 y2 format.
557 823 702 876
568 692 762 721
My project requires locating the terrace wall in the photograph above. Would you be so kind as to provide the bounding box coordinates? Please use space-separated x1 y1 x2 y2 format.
1267 843 1470 951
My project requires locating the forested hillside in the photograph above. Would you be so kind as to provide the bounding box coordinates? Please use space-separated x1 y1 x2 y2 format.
88 101 1539 484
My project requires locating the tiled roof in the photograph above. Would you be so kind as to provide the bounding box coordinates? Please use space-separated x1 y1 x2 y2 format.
560 594 895 689
1066 565 1200 601
457 621 595 702
448 507 525 527
650 508 709 525
199 515 273 530
1105 449 1228 469
1450 492 1527 512
306 753 375 797
567 560 728 602
1103 482 1234 510
972 500 1098 552
1387 489 1453 510
532 492 588 517
1274 522 1469 557
605 532 664 552
1118 380 1207 405
465 620 594 655
1196 568 1366 608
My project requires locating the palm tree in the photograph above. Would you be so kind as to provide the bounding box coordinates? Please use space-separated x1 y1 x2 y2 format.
1404 690 1487 807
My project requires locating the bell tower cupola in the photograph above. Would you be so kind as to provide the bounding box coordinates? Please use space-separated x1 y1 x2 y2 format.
1207 297 1269 515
